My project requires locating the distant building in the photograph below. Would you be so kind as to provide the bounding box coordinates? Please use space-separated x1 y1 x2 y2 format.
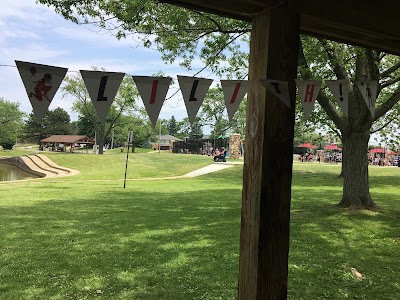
40 135 94 152
153 135 182 151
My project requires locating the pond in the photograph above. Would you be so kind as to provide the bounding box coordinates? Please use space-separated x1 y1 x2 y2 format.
0 163 37 181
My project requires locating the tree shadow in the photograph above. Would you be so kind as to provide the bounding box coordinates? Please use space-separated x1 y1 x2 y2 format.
0 186 241 300
1 165 399 299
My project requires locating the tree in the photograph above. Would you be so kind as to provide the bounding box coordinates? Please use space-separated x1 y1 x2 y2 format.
62 71 139 154
38 0 400 209
189 118 203 140
299 37 400 209
166 116 178 136
199 86 230 138
229 98 247 136
174 118 191 140
0 98 24 149
24 107 73 143
199 85 247 138
113 114 156 151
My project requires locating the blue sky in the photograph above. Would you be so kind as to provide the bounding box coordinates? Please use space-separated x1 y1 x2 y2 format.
0 0 217 126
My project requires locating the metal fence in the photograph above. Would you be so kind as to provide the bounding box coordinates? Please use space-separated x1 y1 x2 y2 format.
172 138 229 155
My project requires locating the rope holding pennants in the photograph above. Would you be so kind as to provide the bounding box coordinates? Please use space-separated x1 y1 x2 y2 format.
15 60 377 124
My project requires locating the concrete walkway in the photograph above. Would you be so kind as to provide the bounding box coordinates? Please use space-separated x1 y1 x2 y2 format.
184 163 236 177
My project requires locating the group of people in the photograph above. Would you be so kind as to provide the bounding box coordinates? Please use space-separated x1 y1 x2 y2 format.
299 151 342 163
324 152 342 163
369 154 399 167
299 152 314 162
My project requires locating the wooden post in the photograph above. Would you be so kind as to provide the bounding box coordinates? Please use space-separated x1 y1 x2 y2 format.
238 4 299 300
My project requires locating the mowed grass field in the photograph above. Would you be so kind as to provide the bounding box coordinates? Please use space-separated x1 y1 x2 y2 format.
0 149 399 299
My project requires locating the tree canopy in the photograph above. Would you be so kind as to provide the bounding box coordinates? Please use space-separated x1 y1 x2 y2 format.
62 70 139 153
24 107 74 143
0 98 24 149
37 0 250 78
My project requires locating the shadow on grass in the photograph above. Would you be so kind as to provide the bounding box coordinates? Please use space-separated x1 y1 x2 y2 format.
1 165 399 299
0 186 241 300
289 182 400 299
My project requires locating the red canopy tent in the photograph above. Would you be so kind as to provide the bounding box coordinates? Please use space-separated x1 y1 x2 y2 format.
369 148 385 153
324 144 342 151
297 142 317 149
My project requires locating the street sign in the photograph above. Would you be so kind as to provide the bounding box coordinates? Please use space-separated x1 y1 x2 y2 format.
127 131 133 144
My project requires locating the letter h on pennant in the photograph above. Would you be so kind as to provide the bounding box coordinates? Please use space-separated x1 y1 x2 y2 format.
304 84 315 102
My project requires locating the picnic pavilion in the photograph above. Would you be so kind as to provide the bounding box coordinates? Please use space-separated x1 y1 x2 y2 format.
160 0 400 299
40 135 94 152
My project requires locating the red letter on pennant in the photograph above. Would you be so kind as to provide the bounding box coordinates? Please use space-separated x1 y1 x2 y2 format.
230 83 241 104
149 80 159 104
304 84 315 102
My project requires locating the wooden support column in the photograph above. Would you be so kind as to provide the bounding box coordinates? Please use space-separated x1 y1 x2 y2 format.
238 4 299 300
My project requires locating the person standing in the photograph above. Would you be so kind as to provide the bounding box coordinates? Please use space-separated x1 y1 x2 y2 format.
221 147 227 162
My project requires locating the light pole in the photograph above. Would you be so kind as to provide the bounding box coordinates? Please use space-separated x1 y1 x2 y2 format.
158 120 162 154
318 133 322 163
111 129 114 149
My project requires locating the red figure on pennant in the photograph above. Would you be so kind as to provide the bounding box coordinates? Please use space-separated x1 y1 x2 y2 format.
29 73 53 102
29 66 36 77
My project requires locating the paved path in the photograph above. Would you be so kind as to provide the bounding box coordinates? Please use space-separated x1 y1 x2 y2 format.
184 162 242 177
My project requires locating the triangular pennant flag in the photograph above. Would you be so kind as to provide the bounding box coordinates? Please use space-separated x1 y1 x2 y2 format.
80 70 125 123
177 75 213 124
132 76 172 127
355 80 378 117
325 79 350 118
295 80 322 119
220 80 248 121
260 79 291 108
15 60 68 119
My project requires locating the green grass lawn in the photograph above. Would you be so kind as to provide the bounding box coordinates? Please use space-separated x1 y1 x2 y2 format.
0 152 399 299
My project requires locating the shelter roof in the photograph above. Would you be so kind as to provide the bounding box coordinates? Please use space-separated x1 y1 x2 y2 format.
40 135 94 144
159 135 183 141
160 0 400 55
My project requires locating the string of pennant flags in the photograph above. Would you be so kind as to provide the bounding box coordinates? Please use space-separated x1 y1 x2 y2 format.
15 60 378 125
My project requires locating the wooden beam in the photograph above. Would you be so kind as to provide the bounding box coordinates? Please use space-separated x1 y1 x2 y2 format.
158 0 279 21
238 4 299 300
296 0 400 55
159 0 400 55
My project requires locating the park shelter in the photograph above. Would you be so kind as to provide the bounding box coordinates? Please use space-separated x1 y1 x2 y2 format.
40 135 94 152
155 134 182 151
160 0 400 299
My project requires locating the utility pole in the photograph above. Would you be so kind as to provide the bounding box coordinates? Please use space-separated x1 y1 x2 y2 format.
159 120 162 154
94 131 97 154
111 129 114 149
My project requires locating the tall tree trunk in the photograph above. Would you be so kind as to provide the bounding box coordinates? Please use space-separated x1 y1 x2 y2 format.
339 128 376 209
97 123 105 155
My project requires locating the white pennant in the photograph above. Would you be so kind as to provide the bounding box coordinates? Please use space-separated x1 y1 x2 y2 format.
295 80 322 119
132 76 172 127
15 60 68 119
178 75 213 124
260 79 291 108
80 70 125 123
325 79 350 117
220 80 248 121
355 80 378 117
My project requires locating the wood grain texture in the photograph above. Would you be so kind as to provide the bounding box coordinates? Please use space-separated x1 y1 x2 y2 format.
238 4 299 300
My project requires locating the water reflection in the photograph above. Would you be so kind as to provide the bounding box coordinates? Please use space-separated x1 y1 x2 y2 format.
0 163 37 181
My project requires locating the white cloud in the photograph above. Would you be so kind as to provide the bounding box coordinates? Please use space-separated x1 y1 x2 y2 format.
0 0 216 127
51 26 145 49
0 45 69 62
